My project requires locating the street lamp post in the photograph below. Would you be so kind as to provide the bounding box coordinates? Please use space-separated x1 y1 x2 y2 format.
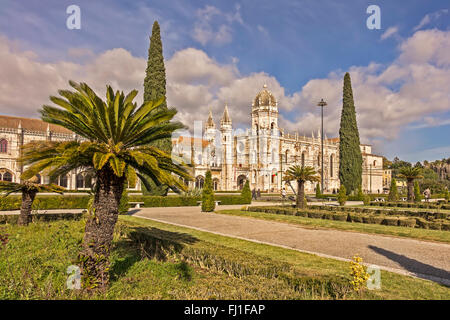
317 98 327 193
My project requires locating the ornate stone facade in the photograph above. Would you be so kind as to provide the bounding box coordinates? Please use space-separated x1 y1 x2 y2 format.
0 115 141 191
173 85 385 194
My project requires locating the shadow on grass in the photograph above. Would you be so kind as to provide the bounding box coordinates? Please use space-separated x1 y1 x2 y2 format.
368 245 450 286
110 226 198 281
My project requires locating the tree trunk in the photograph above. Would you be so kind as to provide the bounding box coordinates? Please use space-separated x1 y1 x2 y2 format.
18 190 36 226
407 179 414 202
296 180 306 209
79 166 125 290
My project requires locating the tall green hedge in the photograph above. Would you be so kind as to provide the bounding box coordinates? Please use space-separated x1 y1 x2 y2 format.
201 171 215 212
0 194 250 211
241 180 252 204
0 195 90 211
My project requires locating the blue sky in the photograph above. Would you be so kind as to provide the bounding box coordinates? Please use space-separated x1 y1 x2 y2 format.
0 0 449 162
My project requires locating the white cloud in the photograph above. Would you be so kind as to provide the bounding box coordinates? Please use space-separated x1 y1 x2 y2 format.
380 26 399 40
0 28 449 158
192 5 244 46
413 9 449 31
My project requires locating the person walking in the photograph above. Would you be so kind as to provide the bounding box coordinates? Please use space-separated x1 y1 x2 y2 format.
252 188 256 200
281 188 287 200
257 189 261 200
423 188 431 202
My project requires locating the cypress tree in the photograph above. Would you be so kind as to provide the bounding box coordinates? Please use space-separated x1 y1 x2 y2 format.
388 178 399 202
143 21 172 195
241 180 251 204
202 170 215 212
315 183 322 199
357 184 364 201
339 72 363 195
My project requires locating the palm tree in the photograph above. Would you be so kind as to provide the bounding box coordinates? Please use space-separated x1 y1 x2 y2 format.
0 176 64 226
20 81 191 289
397 166 423 202
283 165 320 209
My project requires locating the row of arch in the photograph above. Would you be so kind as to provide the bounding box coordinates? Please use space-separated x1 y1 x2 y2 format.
0 139 7 153
283 150 335 178
195 176 221 190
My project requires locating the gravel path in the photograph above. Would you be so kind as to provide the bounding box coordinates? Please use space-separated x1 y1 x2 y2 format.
131 204 450 286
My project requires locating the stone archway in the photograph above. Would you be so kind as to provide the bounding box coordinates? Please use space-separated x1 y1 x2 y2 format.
237 174 247 190
195 175 205 189
0 168 14 182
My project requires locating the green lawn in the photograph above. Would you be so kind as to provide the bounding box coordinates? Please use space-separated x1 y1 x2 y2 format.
0 216 449 300
216 209 450 243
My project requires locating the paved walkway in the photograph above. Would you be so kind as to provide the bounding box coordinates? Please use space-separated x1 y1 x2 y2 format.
130 204 450 286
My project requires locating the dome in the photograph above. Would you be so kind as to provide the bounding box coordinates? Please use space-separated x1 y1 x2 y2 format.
252 84 277 108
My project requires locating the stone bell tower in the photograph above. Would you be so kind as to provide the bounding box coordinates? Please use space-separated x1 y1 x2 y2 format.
220 104 233 190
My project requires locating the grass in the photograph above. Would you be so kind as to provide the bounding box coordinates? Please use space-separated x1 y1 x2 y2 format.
0 216 449 300
216 209 450 243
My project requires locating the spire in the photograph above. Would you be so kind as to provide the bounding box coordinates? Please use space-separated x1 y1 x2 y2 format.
221 104 232 126
311 131 315 139
206 109 215 129
317 128 321 139
18 121 22 129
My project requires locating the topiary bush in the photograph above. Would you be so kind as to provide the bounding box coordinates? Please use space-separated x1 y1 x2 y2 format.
382 217 399 226
241 180 252 204
118 185 130 215
398 218 416 228
337 185 347 206
201 170 215 212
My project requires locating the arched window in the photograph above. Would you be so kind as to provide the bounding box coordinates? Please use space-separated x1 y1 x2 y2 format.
2 171 12 182
195 176 204 189
59 175 68 188
213 178 219 191
373 160 377 167
330 155 334 178
271 149 277 164
85 174 93 189
237 175 247 190
76 174 84 189
301 152 305 167
317 154 320 166
0 139 7 153
285 150 289 163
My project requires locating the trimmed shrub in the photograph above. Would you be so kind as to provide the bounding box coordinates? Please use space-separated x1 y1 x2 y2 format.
367 215 384 225
398 218 416 228
415 218 430 229
296 211 308 217
201 171 215 212
337 185 347 206
349 214 364 223
442 222 450 231
429 222 442 230
119 185 130 215
241 180 252 204
0 212 83 224
382 217 399 226
307 211 324 219
332 213 348 221
323 212 334 220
